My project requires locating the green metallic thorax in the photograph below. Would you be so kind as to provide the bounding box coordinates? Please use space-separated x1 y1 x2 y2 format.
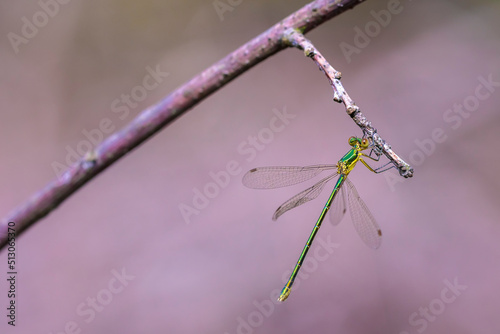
337 148 360 175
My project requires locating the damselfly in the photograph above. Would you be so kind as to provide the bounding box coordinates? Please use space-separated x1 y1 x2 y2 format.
242 136 393 301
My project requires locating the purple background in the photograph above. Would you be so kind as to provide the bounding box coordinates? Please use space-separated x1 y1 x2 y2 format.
1 0 500 333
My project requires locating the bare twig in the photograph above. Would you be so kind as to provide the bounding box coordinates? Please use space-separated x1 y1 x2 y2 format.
283 28 414 178
0 0 373 249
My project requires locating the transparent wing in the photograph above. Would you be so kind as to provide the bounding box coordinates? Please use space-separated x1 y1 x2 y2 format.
329 182 348 226
272 172 338 220
345 178 382 249
242 165 337 189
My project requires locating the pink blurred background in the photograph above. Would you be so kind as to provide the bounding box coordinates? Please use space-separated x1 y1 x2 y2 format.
1 0 500 333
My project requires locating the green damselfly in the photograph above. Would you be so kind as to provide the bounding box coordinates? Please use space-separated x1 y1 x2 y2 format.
243 136 393 302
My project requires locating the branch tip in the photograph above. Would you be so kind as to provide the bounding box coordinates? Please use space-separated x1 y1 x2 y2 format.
283 28 414 179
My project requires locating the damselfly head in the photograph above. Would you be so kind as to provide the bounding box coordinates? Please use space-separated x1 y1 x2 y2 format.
348 136 370 150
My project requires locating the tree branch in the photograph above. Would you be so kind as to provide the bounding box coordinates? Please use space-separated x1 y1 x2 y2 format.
0 0 369 249
283 28 414 177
